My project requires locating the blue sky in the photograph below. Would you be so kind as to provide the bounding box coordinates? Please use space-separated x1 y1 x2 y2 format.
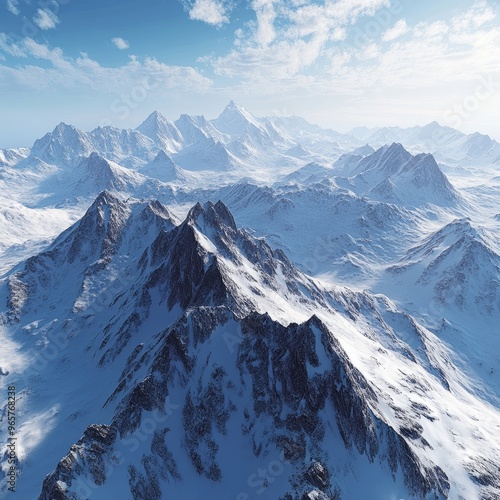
0 0 499 147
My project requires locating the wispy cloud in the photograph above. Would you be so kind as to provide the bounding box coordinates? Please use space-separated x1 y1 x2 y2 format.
382 19 408 42
0 36 212 94
187 0 230 27
0 33 27 57
201 0 499 102
33 8 60 30
111 37 130 50
6 0 20 15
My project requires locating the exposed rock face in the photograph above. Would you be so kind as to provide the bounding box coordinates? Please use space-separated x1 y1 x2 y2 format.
39 425 118 500
39 308 449 499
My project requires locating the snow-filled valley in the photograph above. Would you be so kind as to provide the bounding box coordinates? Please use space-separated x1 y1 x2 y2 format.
0 102 499 500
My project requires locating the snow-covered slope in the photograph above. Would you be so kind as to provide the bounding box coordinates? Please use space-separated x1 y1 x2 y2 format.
0 148 30 167
213 181 421 283
349 122 500 167
30 123 95 165
139 150 196 184
2 194 498 499
136 111 184 154
386 218 500 315
334 143 461 207
174 136 240 172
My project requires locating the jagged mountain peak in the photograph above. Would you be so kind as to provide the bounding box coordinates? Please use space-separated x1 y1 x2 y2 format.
186 199 237 232
356 142 413 173
336 142 460 206
351 143 375 156
51 122 82 134
89 189 121 209
382 141 410 155
387 216 500 314
30 123 93 163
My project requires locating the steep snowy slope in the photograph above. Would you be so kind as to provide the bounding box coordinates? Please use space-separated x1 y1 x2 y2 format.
30 123 95 165
213 181 421 284
174 136 240 172
74 153 147 195
212 100 266 138
136 111 184 154
88 126 159 167
379 218 500 398
173 113 228 150
333 143 461 207
213 102 289 158
29 122 160 169
2 194 498 499
386 218 500 315
280 162 335 185
139 150 196 184
0 148 30 167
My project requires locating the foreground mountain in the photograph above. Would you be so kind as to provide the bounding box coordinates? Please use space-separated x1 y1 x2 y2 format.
1 193 498 499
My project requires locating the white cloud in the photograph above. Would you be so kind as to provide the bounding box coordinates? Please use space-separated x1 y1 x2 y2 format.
0 33 27 57
327 1 500 91
188 0 230 27
252 0 278 46
0 36 212 94
6 0 20 15
382 19 408 42
33 8 60 30
208 0 391 80
111 37 130 50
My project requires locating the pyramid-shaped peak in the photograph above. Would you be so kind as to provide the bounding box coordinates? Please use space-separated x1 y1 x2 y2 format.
85 152 112 167
50 122 86 138
152 150 175 164
218 100 253 118
423 121 441 129
136 110 174 131
214 101 260 135
136 112 183 149
145 110 168 122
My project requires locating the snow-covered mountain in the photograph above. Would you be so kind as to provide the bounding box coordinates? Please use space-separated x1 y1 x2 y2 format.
139 150 195 184
1 102 500 500
136 111 184 154
349 122 500 167
174 136 239 172
2 194 498 499
334 143 461 207
0 148 30 167
30 123 95 165
386 218 500 315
